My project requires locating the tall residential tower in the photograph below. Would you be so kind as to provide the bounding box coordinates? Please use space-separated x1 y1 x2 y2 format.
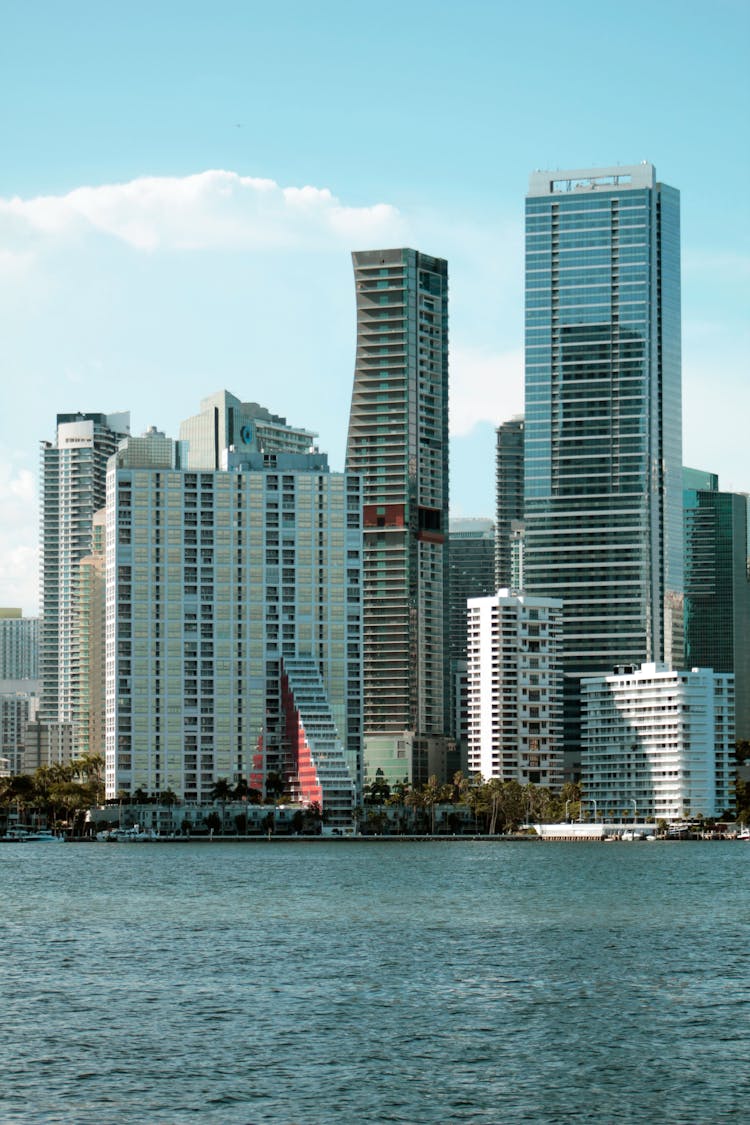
40 411 130 739
346 248 450 785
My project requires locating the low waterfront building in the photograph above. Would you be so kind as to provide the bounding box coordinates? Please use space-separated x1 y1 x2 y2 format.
580 662 734 822
466 590 564 787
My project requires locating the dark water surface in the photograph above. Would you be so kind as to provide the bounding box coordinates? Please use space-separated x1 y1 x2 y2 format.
1 840 747 1123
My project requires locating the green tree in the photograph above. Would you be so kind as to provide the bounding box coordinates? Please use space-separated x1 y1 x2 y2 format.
265 771 285 803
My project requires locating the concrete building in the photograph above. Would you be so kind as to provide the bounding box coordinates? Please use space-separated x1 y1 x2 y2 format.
73 510 106 759
21 719 74 772
683 468 750 740
40 411 130 740
0 611 41 775
523 164 683 771
580 663 734 821
495 417 524 591
346 248 451 786
180 390 315 469
466 591 564 788
105 401 362 817
0 682 41 773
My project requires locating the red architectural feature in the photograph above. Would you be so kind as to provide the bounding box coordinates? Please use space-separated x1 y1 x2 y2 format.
363 503 406 529
249 734 265 796
281 669 323 808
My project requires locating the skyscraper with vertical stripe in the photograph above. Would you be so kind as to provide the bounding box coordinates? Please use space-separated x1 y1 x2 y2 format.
523 165 683 769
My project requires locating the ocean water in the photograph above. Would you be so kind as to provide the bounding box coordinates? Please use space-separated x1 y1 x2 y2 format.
1 839 748 1124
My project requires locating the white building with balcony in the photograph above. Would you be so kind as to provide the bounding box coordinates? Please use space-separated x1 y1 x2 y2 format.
466 590 563 787
580 663 734 822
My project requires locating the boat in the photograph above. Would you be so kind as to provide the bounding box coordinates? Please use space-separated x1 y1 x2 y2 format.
3 828 63 842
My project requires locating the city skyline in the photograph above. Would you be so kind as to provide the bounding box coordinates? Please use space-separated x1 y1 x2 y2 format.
2 1 748 615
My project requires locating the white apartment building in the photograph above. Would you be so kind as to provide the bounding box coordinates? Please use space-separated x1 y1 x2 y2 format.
466 591 564 787
41 411 130 737
105 413 362 809
580 663 734 821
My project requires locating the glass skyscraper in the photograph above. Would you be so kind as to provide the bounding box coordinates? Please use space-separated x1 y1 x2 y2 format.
494 416 524 590
522 164 683 767
683 468 750 740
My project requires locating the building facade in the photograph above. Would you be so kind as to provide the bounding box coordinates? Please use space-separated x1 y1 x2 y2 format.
683 468 750 740
105 407 362 813
580 663 734 821
40 411 130 737
180 391 316 469
495 417 525 591
73 510 106 759
448 519 496 764
523 164 683 768
0 610 39 680
346 248 451 786
466 591 564 788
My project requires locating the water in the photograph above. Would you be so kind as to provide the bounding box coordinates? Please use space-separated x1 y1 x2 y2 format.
1 840 748 1123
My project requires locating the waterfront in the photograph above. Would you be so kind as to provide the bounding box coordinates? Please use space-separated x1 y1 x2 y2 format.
1 842 747 1123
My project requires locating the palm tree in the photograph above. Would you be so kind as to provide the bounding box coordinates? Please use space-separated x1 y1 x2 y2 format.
265 771 285 803
233 778 249 802
210 778 232 834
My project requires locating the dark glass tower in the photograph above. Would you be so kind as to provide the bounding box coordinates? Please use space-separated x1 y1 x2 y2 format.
684 468 750 740
346 248 450 786
495 416 525 590
522 165 683 770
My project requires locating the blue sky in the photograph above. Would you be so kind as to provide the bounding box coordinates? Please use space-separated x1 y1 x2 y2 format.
1 0 748 613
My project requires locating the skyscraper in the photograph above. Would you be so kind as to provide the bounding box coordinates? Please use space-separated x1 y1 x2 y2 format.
105 405 362 815
179 390 316 469
523 164 683 769
448 519 496 767
0 610 40 775
0 609 38 680
346 248 450 786
495 416 524 590
683 468 750 739
40 411 130 738
448 519 496 667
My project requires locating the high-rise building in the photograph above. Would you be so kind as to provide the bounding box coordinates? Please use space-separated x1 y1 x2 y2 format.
683 468 750 739
73 509 106 759
523 164 683 770
448 519 496 765
581 663 734 821
40 411 130 735
495 417 524 590
0 610 41 775
466 591 564 787
0 609 39 680
346 248 450 786
448 519 496 666
180 390 316 469
105 403 362 815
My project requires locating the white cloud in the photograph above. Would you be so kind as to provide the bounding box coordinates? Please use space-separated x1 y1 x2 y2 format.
450 345 524 436
0 171 408 254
